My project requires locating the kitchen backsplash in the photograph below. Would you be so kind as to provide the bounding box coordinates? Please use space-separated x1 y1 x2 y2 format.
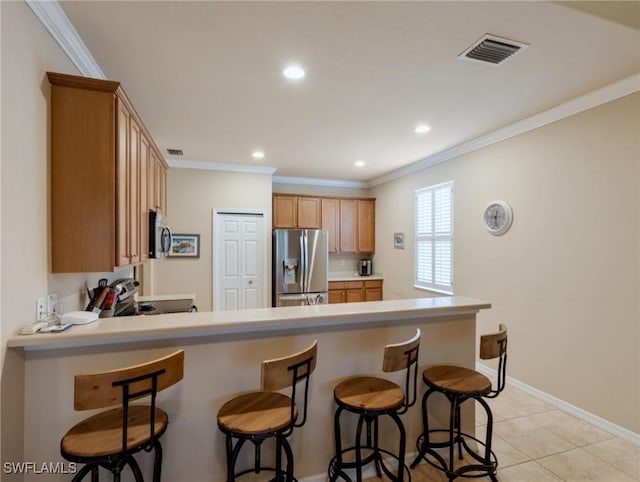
328 253 368 274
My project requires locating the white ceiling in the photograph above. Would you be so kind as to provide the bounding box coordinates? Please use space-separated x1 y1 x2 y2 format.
57 1 640 184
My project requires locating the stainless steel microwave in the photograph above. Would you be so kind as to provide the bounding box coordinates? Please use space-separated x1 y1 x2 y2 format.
149 209 172 258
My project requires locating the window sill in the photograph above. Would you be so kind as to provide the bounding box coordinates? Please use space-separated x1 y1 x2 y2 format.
414 285 454 296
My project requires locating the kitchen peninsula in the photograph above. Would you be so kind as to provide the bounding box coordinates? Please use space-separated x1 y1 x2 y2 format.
8 296 490 482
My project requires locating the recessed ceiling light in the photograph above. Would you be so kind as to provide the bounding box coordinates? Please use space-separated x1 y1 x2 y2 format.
355 160 365 167
283 65 305 80
414 124 431 134
252 150 265 159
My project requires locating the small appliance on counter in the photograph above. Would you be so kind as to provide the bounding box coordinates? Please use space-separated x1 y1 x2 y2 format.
358 259 373 276
86 278 140 317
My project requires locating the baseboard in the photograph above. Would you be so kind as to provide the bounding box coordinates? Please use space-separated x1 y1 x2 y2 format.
476 363 640 447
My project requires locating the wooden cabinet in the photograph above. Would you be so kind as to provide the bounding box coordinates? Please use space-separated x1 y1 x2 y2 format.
48 71 168 273
334 198 376 254
139 135 150 263
364 279 383 301
321 198 340 253
273 195 321 229
339 199 358 252
328 279 383 304
357 199 375 253
148 149 168 215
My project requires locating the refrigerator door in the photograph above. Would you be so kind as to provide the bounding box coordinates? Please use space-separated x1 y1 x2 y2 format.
273 229 304 295
303 229 329 294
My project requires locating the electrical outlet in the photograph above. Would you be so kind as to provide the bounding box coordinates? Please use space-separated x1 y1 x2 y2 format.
47 293 58 314
36 298 46 321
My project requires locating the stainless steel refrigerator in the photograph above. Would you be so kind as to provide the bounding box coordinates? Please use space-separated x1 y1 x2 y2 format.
273 229 329 307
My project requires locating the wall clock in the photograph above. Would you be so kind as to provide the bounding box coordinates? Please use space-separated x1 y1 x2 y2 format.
483 200 513 236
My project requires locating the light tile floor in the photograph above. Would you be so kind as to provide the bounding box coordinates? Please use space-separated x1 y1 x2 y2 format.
404 382 639 482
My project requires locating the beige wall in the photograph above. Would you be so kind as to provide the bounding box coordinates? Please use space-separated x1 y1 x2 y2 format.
372 93 640 433
1 0 80 469
151 168 273 311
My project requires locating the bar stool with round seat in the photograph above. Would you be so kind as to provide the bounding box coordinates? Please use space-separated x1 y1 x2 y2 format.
60 350 185 482
328 329 421 482
217 340 318 482
410 324 507 482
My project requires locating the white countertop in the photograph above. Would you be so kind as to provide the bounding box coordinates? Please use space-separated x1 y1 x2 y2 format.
328 271 384 281
8 296 490 351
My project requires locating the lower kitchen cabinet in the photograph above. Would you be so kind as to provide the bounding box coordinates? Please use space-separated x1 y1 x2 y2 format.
328 279 383 304
364 279 383 301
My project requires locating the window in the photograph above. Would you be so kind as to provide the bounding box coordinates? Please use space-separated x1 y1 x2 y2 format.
415 181 453 294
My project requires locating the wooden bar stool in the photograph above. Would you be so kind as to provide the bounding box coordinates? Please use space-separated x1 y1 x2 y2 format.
60 350 185 482
328 329 420 482
410 324 507 481
217 340 318 482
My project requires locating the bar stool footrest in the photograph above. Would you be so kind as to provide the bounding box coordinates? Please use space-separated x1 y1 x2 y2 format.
232 466 299 482
412 430 497 480
328 446 411 482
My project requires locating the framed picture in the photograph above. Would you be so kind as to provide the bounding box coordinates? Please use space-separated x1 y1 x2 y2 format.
394 232 405 249
169 234 200 258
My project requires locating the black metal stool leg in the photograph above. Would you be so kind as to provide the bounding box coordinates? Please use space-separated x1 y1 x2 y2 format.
71 464 95 482
410 387 436 469
329 405 346 482
151 439 163 482
372 416 382 478
477 395 497 480
125 455 144 482
388 411 407 482
355 414 366 482
281 436 295 482
275 437 283 481
454 399 464 461
226 435 246 482
448 396 460 479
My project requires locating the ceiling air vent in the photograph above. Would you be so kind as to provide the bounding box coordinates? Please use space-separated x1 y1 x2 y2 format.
166 148 183 156
458 34 528 65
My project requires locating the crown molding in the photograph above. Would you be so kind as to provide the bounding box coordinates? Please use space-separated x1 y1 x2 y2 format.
168 159 277 175
26 0 105 79
273 176 368 189
367 73 640 187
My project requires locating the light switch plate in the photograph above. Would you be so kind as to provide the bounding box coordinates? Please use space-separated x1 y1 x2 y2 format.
36 298 46 321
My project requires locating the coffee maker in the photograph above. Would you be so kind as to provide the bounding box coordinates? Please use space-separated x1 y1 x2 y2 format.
358 259 372 276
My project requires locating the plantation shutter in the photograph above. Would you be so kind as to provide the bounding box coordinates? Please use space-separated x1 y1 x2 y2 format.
415 182 453 293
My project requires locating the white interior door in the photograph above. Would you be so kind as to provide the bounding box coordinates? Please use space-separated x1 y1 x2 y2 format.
213 211 265 311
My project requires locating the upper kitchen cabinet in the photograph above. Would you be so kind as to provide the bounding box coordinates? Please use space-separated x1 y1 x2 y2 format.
148 148 168 215
321 198 340 253
276 194 376 254
272 194 322 229
47 72 168 273
357 198 375 253
336 198 375 254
